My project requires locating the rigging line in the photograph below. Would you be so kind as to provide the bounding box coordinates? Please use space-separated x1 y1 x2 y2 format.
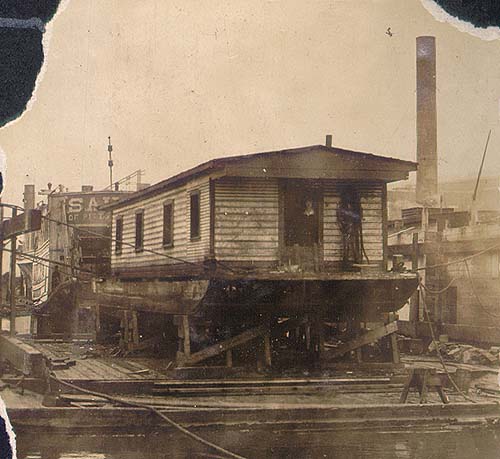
419 282 476 403
1 246 97 276
19 256 74 280
463 260 500 320
420 277 457 295
50 374 247 459
40 214 242 274
41 214 209 269
417 241 500 272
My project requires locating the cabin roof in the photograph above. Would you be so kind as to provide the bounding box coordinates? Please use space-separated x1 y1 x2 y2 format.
103 144 417 210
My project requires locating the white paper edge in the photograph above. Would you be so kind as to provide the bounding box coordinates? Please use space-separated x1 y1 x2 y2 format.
420 0 500 41
0 396 16 459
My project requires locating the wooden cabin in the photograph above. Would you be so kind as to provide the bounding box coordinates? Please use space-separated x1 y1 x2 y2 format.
97 142 418 369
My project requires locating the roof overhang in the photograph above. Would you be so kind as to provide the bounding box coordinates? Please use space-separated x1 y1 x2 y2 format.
102 145 417 211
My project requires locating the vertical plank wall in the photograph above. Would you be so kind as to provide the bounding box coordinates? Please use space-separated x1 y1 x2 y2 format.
323 182 384 264
111 176 211 269
110 176 384 270
359 183 384 263
214 177 279 262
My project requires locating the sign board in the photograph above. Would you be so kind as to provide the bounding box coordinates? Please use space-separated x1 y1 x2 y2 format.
1 209 42 240
52 194 122 226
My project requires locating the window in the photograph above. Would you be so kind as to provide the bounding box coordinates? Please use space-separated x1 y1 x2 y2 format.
190 191 200 240
163 200 174 247
135 211 144 251
115 217 123 254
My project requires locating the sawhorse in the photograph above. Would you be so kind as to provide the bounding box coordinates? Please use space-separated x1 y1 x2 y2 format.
400 368 449 404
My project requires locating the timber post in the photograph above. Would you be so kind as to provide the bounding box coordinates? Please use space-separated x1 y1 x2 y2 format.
9 207 17 337
382 312 400 364
263 332 272 367
131 311 140 348
225 349 233 368
175 314 191 364
94 304 101 341
309 313 324 367
409 232 420 325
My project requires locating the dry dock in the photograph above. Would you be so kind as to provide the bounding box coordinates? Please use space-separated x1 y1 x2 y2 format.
2 334 500 437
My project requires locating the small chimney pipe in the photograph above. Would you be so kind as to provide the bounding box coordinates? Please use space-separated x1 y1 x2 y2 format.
325 134 332 148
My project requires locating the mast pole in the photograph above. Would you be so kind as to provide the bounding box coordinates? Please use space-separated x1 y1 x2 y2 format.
108 136 114 189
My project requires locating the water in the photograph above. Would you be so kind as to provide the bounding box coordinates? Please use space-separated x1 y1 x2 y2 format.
15 426 500 459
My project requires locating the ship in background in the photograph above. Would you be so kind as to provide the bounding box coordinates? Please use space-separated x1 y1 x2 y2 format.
17 171 148 338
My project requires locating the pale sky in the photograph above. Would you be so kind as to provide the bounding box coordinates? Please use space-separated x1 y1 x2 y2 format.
1 0 500 205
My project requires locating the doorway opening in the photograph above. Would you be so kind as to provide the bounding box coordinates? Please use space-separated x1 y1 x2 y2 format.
281 181 322 271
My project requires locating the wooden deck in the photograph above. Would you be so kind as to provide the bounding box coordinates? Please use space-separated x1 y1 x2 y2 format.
26 340 172 382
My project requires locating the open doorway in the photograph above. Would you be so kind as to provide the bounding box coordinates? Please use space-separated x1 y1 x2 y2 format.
281 181 322 271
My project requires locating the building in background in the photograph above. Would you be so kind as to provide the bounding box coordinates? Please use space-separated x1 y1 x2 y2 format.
22 181 140 338
388 175 500 222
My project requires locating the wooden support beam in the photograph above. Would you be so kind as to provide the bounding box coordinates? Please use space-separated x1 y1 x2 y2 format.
324 321 399 361
131 311 139 347
263 333 272 367
182 315 190 356
179 324 268 366
95 304 101 336
120 311 129 349
225 350 233 368
391 333 400 364
387 312 400 364
305 323 311 351
317 320 325 353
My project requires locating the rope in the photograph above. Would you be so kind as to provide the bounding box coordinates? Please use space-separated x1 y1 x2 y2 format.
1 245 96 276
418 241 500 272
419 282 476 403
420 277 457 295
40 214 242 274
49 374 247 459
41 214 205 269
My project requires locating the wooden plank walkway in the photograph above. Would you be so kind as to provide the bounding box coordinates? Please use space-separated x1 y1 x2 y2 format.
24 340 171 381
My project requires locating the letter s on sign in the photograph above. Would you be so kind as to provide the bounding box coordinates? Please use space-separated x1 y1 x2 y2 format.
68 198 83 213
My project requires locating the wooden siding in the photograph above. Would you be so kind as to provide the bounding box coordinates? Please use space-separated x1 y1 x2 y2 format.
214 177 279 261
216 178 384 265
111 175 385 271
323 183 384 262
360 184 384 262
111 176 210 269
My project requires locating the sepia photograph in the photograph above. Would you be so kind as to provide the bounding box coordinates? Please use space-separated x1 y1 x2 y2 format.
1 1 500 458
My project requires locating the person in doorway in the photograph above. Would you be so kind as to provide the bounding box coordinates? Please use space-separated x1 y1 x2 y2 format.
302 198 318 246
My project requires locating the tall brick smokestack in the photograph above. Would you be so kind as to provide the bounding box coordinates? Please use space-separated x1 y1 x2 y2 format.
416 36 438 206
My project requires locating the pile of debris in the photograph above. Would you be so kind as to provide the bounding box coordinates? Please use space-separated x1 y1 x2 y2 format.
428 338 500 367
